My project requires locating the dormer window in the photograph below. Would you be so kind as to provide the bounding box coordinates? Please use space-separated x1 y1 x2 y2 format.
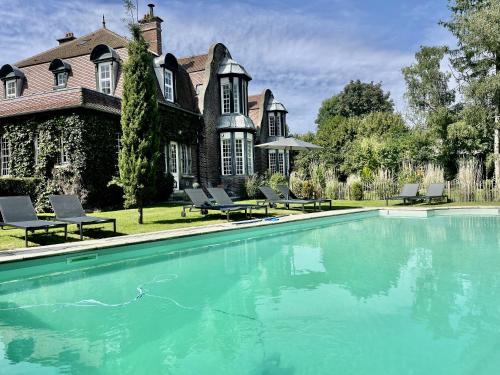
164 69 174 102
5 80 16 99
98 62 112 94
0 64 25 99
49 59 71 89
90 44 120 96
154 53 178 104
266 96 288 138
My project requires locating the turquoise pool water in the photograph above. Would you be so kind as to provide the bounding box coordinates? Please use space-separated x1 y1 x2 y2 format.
1 212 500 374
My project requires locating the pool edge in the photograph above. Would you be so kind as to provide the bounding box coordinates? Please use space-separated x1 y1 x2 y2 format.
0 208 377 264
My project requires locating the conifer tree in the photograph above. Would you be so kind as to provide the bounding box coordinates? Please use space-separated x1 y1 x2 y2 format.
118 23 160 224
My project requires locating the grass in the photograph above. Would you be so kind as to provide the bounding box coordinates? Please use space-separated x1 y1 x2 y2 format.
1 199 499 251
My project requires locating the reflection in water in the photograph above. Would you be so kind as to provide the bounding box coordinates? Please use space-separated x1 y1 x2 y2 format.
1 215 500 374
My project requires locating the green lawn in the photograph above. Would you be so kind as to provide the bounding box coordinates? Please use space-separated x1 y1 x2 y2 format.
1 199 498 251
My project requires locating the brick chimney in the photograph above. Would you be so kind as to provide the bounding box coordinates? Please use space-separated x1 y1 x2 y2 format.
139 3 163 56
57 32 76 45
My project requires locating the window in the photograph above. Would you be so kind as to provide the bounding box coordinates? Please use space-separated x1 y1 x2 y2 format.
233 77 240 113
169 142 178 174
58 137 69 165
164 69 174 102
235 138 244 175
98 62 112 94
34 136 39 166
1 136 10 176
246 134 253 175
56 72 66 87
268 151 277 174
242 80 248 115
5 80 16 99
276 114 282 136
180 145 192 175
221 133 232 175
221 78 231 114
278 151 285 174
269 114 276 136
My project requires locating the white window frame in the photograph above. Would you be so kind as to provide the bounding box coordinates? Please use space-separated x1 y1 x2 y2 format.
220 133 232 175
246 133 253 175
268 150 277 174
234 132 244 175
220 77 231 114
233 77 240 114
169 142 178 174
269 114 276 136
164 69 174 102
5 80 16 99
1 136 10 176
56 72 66 87
98 62 112 95
59 137 69 165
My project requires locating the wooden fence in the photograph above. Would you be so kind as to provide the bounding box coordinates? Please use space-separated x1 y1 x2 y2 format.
334 180 500 202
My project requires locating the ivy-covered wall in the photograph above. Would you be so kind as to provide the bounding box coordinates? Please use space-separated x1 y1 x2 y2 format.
2 109 121 210
0 105 203 210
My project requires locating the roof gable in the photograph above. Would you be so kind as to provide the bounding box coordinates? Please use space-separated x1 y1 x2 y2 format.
16 28 128 68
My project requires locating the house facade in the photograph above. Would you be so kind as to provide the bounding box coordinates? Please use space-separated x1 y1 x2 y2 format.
0 3 290 205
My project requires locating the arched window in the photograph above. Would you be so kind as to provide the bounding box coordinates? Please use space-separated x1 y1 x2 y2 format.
90 44 120 95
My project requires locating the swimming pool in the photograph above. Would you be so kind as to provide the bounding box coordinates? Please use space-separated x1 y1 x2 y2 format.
1 210 500 374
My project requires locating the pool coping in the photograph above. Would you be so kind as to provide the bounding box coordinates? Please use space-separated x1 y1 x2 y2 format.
0 205 498 264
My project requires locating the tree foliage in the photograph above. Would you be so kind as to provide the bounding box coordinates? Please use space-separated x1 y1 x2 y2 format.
118 25 160 224
316 80 394 124
402 46 455 117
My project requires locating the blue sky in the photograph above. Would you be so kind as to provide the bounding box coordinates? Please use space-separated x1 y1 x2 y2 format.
0 0 456 133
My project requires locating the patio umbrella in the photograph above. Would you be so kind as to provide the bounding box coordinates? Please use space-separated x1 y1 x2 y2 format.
256 137 322 187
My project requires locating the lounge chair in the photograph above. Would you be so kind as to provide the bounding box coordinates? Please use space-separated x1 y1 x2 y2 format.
182 189 249 221
207 188 268 216
0 196 68 247
259 186 317 213
49 195 116 240
277 184 332 210
387 183 420 205
422 183 448 203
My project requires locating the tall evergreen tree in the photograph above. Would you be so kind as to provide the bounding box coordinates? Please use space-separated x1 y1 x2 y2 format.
442 0 500 179
118 24 160 224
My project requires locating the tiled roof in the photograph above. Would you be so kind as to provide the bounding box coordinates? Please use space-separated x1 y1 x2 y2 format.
178 54 208 73
16 28 128 68
248 94 262 111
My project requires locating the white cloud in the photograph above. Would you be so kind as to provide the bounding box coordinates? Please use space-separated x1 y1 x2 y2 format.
0 0 455 133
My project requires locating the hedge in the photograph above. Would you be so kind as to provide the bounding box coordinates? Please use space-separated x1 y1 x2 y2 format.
0 177 41 199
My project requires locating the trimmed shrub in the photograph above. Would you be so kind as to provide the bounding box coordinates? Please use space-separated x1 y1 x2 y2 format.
350 181 363 200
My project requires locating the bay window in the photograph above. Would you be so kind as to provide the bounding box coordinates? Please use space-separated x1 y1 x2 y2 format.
269 114 276 136
268 150 287 175
233 77 240 113
221 133 232 175
246 133 254 174
221 78 231 114
268 151 277 174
